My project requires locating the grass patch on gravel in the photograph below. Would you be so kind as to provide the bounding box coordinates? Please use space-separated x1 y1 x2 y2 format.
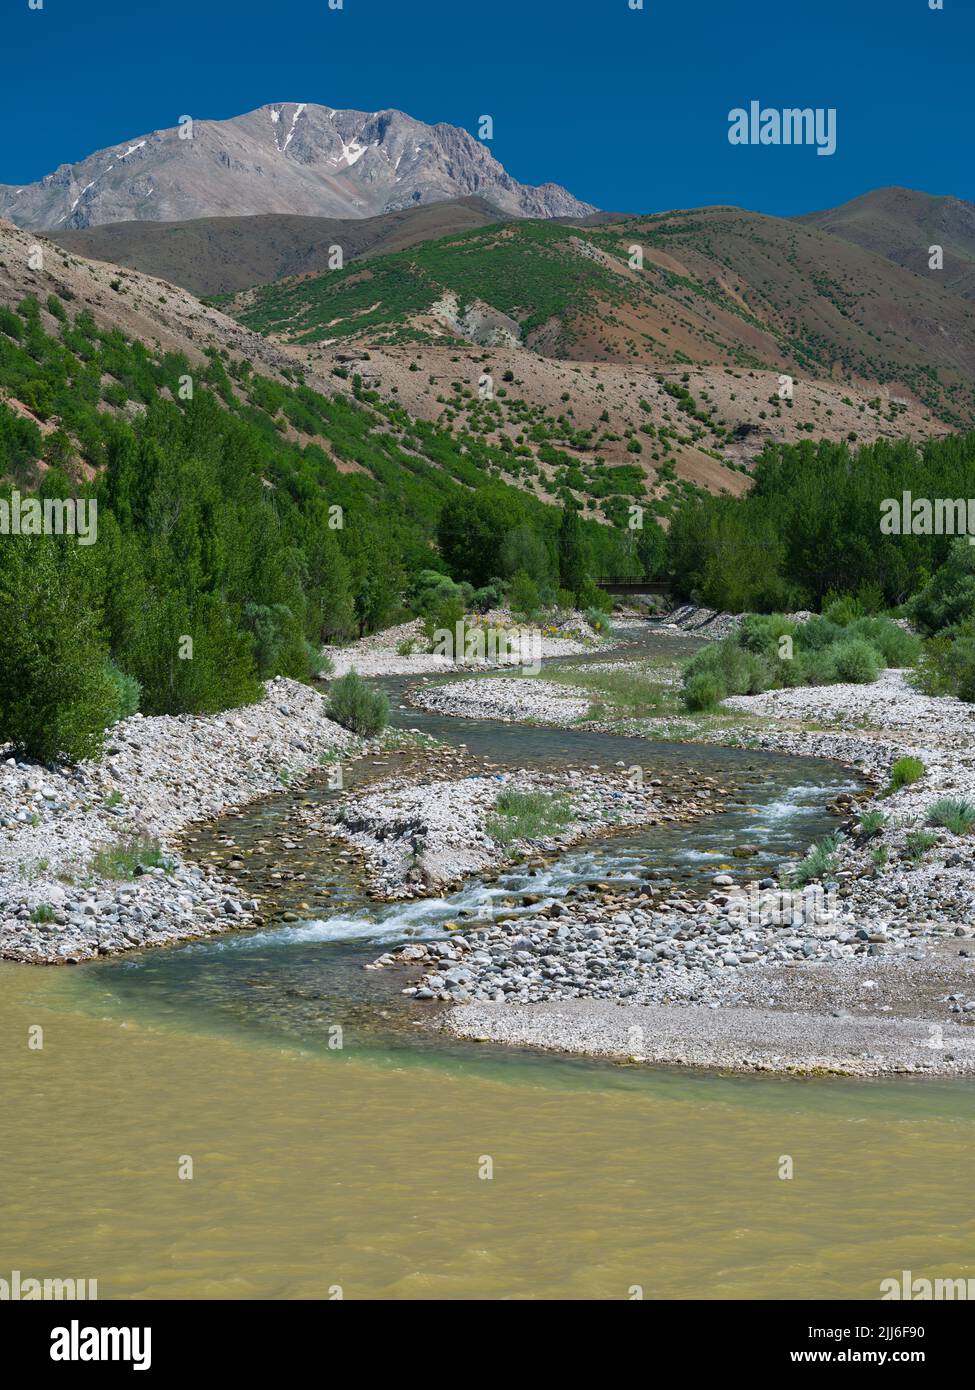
905 829 939 863
789 832 842 888
91 837 170 881
543 666 669 718
925 798 975 835
882 756 925 796
487 790 574 845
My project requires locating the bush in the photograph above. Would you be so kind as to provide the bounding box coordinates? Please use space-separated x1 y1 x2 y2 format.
794 616 846 652
486 789 573 845
422 595 466 650
909 540 975 637
0 537 119 764
326 671 389 735
909 623 975 701
508 569 542 619
925 798 975 835
578 575 613 613
796 646 838 686
831 639 883 684
0 305 23 340
92 836 170 880
470 581 504 614
822 592 864 627
737 613 798 656
845 616 920 668
683 673 726 711
909 637 962 697
104 660 141 722
584 606 609 634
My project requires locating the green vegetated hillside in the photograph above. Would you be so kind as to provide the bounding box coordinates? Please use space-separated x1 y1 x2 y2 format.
227 209 975 428
228 220 620 349
0 291 647 760
797 187 975 301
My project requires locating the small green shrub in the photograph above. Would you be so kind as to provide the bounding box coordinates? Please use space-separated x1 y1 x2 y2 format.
30 904 57 923
683 641 770 698
683 672 726 711
831 639 883 684
508 570 542 619
795 616 846 652
908 623 975 702
909 637 961 696
846 616 919 668
104 660 141 721
737 613 798 656
925 798 975 835
797 647 839 685
326 671 389 735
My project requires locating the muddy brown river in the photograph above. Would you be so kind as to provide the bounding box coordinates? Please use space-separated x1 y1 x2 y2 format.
2 630 973 1299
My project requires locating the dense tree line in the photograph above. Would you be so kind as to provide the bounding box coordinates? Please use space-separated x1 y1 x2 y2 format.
0 295 641 760
666 435 975 612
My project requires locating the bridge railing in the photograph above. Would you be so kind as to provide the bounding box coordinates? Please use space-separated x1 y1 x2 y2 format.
594 577 672 593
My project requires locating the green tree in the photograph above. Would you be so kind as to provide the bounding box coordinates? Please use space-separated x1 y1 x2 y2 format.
558 506 591 601
0 535 117 762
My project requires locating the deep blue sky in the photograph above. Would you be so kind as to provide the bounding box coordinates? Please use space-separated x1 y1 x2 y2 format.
2 0 971 216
